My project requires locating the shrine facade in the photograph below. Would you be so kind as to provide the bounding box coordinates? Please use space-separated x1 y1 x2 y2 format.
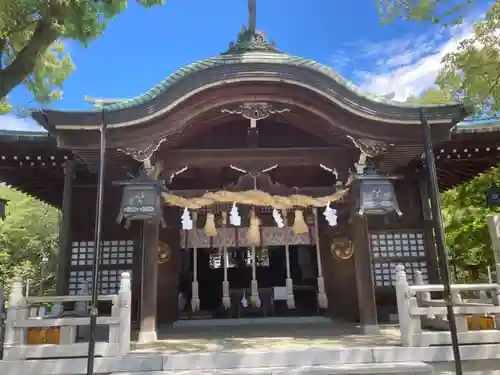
4 8 499 344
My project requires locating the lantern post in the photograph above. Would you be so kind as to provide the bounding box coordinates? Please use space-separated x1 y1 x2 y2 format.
420 108 462 374
87 112 107 375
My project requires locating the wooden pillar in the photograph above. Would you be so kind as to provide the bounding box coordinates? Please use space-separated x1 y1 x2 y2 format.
56 159 75 295
418 173 440 283
138 220 159 343
351 186 379 334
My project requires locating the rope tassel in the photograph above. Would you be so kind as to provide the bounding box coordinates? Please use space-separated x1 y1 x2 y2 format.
292 210 308 234
282 210 295 310
191 247 200 312
221 212 231 310
191 278 200 312
313 208 328 309
191 212 200 312
250 246 260 307
204 213 217 237
247 211 261 246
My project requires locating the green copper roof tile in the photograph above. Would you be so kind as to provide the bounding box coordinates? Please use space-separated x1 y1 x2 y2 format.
96 50 463 113
149 86 163 97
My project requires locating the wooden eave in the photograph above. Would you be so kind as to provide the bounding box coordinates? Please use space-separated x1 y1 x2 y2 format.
32 53 469 146
37 85 467 156
0 131 75 207
414 126 500 190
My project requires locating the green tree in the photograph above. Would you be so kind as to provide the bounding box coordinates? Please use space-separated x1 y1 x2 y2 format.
0 185 60 296
442 166 500 282
377 0 474 26
406 86 455 105
0 0 165 113
380 1 500 118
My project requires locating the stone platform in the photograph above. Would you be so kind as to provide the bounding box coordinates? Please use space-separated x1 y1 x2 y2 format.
132 318 402 354
2 319 500 374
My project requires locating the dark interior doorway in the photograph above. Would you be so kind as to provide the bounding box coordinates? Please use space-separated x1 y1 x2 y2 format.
178 246 319 319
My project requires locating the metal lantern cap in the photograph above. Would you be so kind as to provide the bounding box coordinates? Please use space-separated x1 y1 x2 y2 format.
357 172 402 217
114 170 166 224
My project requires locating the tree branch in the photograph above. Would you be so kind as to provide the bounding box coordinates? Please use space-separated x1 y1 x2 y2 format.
0 38 5 71
481 71 500 103
0 18 59 99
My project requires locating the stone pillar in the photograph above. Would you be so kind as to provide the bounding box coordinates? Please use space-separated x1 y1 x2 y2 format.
138 220 159 343
351 195 379 334
56 159 75 295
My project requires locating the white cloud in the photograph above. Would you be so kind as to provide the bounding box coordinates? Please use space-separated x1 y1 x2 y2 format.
0 115 45 132
331 9 489 102
357 22 474 101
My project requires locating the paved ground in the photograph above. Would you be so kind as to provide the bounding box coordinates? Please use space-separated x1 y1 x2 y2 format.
131 322 403 353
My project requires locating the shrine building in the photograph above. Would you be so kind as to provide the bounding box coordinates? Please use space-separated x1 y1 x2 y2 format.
1 8 499 343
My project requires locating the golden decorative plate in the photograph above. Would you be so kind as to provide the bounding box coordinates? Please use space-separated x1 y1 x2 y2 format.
331 238 354 260
158 241 171 264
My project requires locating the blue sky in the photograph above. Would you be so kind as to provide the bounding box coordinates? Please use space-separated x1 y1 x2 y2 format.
0 0 491 131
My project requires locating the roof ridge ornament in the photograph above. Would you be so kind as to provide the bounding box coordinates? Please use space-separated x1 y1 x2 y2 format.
221 0 281 55
221 102 290 120
221 102 290 129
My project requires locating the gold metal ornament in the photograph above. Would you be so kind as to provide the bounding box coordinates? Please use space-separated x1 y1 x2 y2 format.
330 238 354 260
158 242 171 264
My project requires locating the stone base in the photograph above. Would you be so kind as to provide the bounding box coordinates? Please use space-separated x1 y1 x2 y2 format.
112 362 433 374
360 325 380 335
138 330 157 343
3 346 500 375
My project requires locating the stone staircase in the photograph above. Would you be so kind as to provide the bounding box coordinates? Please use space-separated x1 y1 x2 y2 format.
111 361 433 374
126 320 430 374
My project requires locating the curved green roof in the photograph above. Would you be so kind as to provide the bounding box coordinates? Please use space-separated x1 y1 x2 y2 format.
33 28 469 130
100 51 457 113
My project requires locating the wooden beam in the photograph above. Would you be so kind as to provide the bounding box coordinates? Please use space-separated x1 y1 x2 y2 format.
160 147 350 169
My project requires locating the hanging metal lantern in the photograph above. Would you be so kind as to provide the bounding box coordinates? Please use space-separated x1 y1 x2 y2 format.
114 170 166 226
357 169 402 216
0 198 7 220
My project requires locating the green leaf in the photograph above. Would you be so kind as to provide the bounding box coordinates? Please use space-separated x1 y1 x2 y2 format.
0 186 60 296
0 0 166 109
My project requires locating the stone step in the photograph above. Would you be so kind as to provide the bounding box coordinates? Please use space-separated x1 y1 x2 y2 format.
112 361 433 375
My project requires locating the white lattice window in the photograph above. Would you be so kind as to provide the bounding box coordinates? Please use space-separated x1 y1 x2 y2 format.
68 240 136 295
70 240 134 266
373 261 429 286
68 269 132 295
370 232 428 287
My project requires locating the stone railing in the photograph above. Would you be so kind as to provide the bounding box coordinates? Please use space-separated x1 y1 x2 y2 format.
395 264 500 347
2 272 131 360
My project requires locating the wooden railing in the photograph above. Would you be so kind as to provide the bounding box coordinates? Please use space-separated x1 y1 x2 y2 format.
395 264 500 347
2 272 131 360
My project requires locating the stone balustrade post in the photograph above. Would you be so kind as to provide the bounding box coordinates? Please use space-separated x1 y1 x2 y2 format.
118 272 132 356
395 265 412 346
109 295 120 347
492 285 500 329
452 291 468 332
4 277 24 360
395 265 422 346
414 270 434 319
